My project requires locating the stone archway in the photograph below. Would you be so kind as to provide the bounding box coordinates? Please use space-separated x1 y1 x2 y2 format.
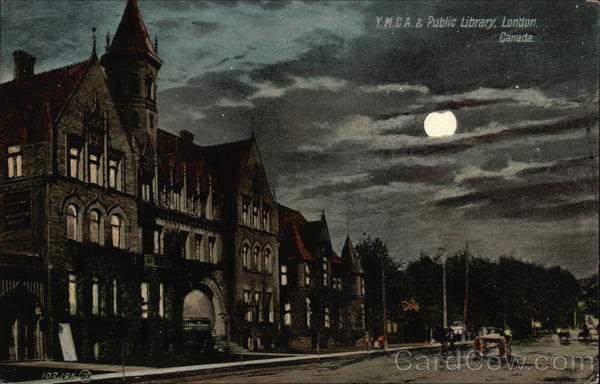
0 286 44 360
182 280 226 337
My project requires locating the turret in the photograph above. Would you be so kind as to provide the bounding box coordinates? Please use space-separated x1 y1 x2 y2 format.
100 0 162 151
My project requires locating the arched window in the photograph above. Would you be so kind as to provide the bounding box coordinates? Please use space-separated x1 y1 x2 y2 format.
66 204 79 241
110 215 123 248
129 73 141 95
89 210 102 244
263 248 271 273
253 246 260 271
242 244 249 269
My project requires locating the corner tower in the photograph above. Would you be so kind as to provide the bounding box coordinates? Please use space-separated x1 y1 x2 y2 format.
101 0 162 151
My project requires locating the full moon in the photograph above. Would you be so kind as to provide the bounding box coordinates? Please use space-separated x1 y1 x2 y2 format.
424 111 457 137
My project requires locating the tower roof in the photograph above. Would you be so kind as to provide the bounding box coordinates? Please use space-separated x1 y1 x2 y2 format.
110 0 159 60
341 235 364 274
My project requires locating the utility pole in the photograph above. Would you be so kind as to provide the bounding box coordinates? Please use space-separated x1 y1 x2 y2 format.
381 254 388 351
463 244 469 340
440 248 448 329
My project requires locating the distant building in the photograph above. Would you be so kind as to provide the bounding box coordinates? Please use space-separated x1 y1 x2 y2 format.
278 205 366 350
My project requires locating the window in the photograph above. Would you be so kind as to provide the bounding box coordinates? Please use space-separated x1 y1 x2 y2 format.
243 290 252 322
66 204 80 241
252 204 259 228
89 153 100 185
305 298 312 328
146 77 154 100
7 145 23 178
110 215 123 248
108 158 121 190
242 201 249 225
68 274 77 315
141 282 149 318
242 244 249 269
68 147 81 179
263 248 271 273
284 303 291 326
266 293 274 323
280 265 288 286
360 276 366 296
92 277 99 315
194 234 203 261
89 210 102 244
209 237 216 263
323 256 328 287
262 206 270 231
113 278 118 315
255 291 262 322
253 246 260 271
153 229 162 255
142 182 152 201
304 264 311 286
325 307 331 328
159 283 165 318
181 232 189 259
172 190 181 211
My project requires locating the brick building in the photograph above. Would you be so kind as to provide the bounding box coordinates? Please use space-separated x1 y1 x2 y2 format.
278 205 366 350
0 0 278 362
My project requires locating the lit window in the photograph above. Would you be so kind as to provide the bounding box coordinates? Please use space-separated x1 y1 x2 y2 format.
140 282 149 318
110 215 123 248
243 290 252 322
325 307 331 328
304 264 311 286
92 277 99 315
159 283 165 318
194 234 203 261
113 278 118 315
280 265 288 286
153 229 162 254
7 145 23 178
252 204 259 228
253 246 260 271
242 244 249 269
89 153 100 184
255 291 262 322
266 293 274 323
263 248 271 273
89 210 102 244
68 147 80 179
108 158 120 190
68 273 77 315
242 201 249 225
66 204 79 241
209 237 216 263
142 183 152 201
323 257 328 287
262 206 270 231
360 276 366 296
305 298 312 327
284 303 291 326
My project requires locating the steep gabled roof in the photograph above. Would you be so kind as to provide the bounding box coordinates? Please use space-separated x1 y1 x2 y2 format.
280 222 314 261
0 59 92 144
341 235 364 274
278 204 307 234
110 0 159 60
204 138 254 190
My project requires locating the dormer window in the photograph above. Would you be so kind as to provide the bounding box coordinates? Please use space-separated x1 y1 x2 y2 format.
7 145 23 178
252 203 259 228
68 147 82 179
262 205 270 231
242 201 249 225
89 153 100 185
108 156 123 191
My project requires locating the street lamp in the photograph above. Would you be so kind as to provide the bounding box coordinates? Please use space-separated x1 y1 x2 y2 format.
438 248 448 329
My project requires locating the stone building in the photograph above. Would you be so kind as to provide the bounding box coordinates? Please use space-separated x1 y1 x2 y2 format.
278 205 366 350
0 0 278 362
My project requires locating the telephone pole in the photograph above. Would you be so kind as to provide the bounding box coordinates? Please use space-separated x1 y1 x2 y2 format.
381 254 388 351
463 244 469 340
440 248 448 329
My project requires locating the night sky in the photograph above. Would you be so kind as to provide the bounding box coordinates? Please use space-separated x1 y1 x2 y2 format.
1 1 598 277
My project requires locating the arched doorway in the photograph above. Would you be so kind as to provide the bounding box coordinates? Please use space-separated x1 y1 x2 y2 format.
182 282 225 337
0 286 44 360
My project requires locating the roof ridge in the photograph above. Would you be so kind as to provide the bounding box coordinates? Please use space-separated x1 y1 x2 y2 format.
0 58 91 87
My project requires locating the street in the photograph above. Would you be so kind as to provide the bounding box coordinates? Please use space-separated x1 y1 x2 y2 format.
124 335 597 384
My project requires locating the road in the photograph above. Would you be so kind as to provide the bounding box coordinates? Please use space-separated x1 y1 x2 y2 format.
126 335 598 384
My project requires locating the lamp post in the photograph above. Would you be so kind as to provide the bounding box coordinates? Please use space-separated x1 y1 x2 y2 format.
439 248 448 329
381 253 388 351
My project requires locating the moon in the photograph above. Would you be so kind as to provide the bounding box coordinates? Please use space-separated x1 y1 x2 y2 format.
424 111 457 137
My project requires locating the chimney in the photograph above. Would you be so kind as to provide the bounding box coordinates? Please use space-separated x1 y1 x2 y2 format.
13 50 36 81
179 130 194 142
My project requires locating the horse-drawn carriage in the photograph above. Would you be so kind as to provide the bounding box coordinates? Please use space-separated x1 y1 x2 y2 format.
557 328 570 344
473 327 511 358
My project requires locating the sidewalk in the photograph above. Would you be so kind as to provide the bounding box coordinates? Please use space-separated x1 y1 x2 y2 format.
20 342 463 384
